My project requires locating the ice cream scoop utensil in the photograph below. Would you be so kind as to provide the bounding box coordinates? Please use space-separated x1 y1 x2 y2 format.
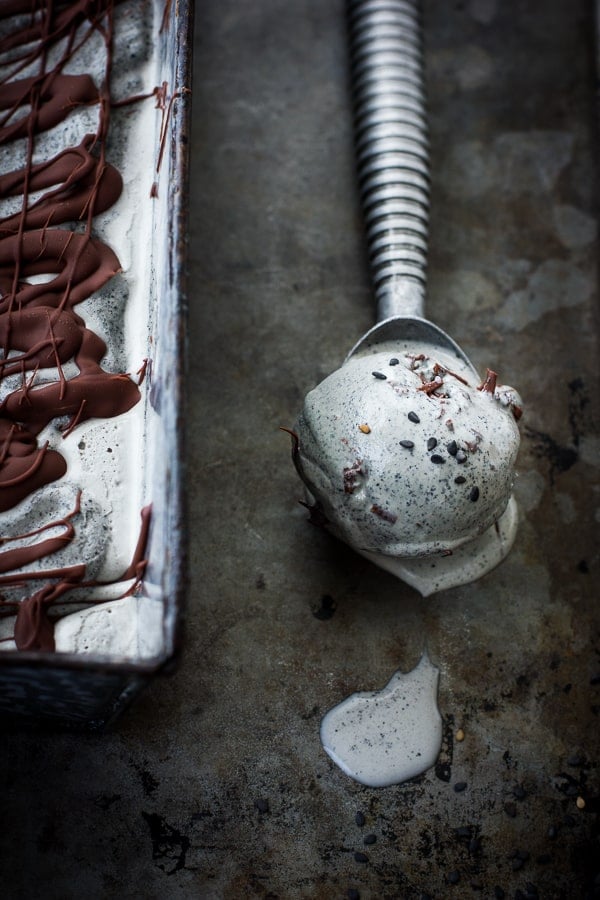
287 0 521 595
345 0 475 373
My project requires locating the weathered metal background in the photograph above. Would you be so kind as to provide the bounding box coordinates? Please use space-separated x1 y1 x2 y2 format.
1 1 598 897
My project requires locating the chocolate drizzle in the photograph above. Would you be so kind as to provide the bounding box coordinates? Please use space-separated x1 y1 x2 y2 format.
0 0 153 651
0 136 123 236
9 504 151 652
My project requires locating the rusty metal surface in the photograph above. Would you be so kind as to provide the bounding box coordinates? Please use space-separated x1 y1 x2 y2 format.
1 1 599 898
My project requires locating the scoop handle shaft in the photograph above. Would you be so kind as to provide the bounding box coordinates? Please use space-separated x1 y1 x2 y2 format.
347 0 429 320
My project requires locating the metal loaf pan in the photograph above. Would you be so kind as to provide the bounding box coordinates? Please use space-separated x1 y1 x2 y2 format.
0 0 192 729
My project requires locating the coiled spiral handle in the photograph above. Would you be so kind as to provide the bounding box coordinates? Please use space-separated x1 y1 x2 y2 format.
348 0 429 321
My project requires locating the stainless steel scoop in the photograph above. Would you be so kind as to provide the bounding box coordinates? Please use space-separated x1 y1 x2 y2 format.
345 0 477 380
287 0 522 596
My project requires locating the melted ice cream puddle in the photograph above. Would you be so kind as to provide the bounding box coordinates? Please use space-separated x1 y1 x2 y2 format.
320 652 442 787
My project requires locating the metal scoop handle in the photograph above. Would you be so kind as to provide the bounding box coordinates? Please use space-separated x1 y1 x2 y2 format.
348 0 429 321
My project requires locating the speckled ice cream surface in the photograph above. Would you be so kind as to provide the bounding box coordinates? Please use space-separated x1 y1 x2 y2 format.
320 652 443 788
294 338 521 595
0 1 166 657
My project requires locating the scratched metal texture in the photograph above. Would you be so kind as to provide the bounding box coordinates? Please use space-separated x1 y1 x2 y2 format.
1 0 598 898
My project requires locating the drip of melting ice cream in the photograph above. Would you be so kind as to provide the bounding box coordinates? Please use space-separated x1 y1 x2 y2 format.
320 652 442 787
290 339 522 595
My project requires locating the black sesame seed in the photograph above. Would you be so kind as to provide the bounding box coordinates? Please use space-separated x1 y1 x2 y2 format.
363 833 377 845
430 454 445 464
355 811 365 827
516 849 530 861
513 784 527 800
493 888 505 900
254 798 269 813
504 801 517 818
400 440 414 449
354 851 369 864
511 858 525 872
537 853 552 864
454 781 468 793
455 826 471 839
469 486 480 502
389 357 399 366
427 437 438 451
567 753 584 767
408 411 420 423
447 871 460 885
547 824 558 840
454 475 467 485
372 371 387 380
347 890 360 900
447 440 458 456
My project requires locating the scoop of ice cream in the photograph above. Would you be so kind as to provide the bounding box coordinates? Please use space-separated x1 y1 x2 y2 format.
291 340 521 587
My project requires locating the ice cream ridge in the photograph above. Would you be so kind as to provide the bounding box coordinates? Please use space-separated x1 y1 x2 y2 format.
0 0 164 652
288 331 522 596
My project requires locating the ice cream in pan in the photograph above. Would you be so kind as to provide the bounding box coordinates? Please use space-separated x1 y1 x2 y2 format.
286 0 522 596
0 0 169 655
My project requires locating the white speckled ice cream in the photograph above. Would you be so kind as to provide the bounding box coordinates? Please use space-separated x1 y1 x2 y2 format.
0 0 177 657
293 339 522 595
